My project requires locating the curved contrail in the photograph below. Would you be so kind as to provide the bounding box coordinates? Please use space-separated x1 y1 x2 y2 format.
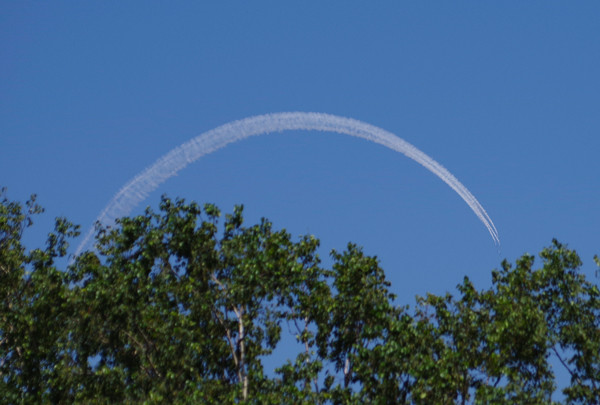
75 112 499 256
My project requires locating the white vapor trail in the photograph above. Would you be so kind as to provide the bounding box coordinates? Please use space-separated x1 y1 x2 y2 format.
75 112 499 256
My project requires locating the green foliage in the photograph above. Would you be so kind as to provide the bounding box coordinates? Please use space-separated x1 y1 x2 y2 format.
1 190 599 403
0 189 79 403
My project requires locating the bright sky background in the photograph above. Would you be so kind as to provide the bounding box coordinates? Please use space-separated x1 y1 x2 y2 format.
1 2 599 388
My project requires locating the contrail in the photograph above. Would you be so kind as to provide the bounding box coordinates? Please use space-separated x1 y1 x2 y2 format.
74 112 499 256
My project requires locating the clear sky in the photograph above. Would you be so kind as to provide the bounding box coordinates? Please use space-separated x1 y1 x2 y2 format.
1 1 599 380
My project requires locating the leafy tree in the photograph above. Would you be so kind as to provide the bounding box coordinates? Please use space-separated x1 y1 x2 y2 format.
0 189 79 403
1 189 599 403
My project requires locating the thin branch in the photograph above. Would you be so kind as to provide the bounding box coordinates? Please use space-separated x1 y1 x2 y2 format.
213 309 238 369
237 304 248 400
552 345 580 384
136 325 156 351
210 273 226 290
210 273 243 376
231 304 241 320
164 258 180 281
343 357 351 388
124 330 162 378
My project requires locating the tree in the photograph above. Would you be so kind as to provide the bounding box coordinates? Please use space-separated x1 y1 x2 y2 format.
0 189 78 403
1 189 599 403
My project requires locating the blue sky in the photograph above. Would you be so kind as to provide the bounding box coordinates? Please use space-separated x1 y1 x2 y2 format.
1 0 598 342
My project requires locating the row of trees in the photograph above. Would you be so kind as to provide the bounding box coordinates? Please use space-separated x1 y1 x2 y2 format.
1 189 599 403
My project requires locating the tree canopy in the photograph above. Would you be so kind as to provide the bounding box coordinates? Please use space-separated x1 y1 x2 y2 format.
1 189 599 404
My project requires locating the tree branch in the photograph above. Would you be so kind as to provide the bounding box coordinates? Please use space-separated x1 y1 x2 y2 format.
213 308 238 369
124 330 162 378
552 345 581 385
238 305 248 400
